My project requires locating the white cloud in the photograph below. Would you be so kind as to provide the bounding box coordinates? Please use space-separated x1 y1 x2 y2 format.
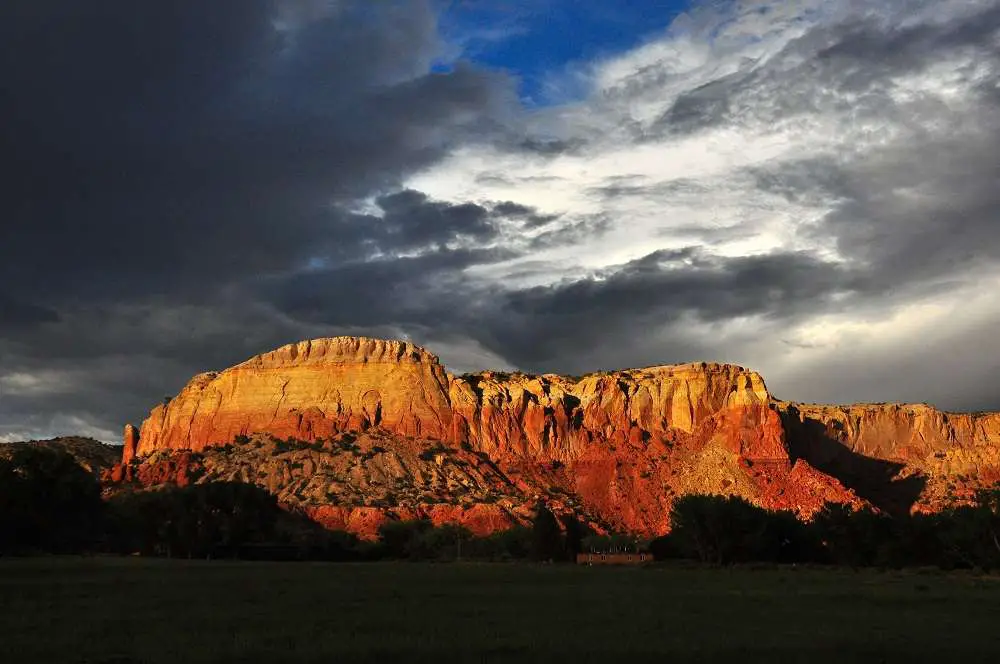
408 2 855 278
401 0 1000 406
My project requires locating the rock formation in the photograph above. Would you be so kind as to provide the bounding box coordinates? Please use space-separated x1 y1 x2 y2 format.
779 402 1000 513
109 336 1000 538
2 437 120 477
134 337 774 457
121 424 139 464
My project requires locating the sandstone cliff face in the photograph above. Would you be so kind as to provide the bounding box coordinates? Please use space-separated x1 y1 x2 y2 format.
113 336 999 537
448 362 770 461
780 403 1000 466
778 402 1000 513
136 337 772 461
121 424 139 465
136 338 454 457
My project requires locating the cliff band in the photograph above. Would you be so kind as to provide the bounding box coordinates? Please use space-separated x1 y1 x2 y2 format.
112 337 1000 537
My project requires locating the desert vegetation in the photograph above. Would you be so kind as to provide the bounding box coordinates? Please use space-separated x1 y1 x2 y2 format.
4 446 1000 571
5 445 1000 661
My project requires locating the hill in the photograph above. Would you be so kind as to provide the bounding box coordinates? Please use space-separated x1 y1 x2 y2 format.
2 437 120 476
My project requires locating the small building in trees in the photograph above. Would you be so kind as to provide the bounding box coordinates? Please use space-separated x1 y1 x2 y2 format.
576 552 653 565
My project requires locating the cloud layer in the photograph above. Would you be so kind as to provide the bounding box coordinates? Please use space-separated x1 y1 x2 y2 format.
2 0 999 442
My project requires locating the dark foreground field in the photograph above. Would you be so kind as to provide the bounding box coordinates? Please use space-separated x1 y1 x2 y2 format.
2 559 999 663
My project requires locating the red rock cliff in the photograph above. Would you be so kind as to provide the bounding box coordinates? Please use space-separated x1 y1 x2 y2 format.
136 338 454 456
117 336 1000 535
135 336 774 461
778 402 1000 512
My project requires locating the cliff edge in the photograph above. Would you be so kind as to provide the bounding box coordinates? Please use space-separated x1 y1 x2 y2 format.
111 337 1000 537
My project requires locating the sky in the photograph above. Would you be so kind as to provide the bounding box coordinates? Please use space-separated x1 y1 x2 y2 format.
2 0 1000 444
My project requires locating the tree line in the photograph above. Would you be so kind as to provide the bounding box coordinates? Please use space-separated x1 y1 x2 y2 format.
0 446 576 561
655 492 1000 571
2 446 999 570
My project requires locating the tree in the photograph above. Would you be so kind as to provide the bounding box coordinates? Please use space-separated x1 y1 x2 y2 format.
531 503 562 562
104 482 334 559
478 526 532 561
812 502 892 568
648 533 680 560
377 519 433 559
933 485 1000 571
668 494 813 564
669 494 750 564
561 514 586 560
418 523 473 561
973 484 1000 563
0 447 104 554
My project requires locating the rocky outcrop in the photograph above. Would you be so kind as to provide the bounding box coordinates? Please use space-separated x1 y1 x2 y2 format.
780 403 1000 467
2 437 120 477
133 337 772 460
110 336 1000 537
121 424 139 465
135 338 454 457
306 503 517 540
778 402 1000 513
112 430 549 539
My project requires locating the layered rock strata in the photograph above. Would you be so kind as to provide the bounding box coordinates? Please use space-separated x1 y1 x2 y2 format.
111 337 1000 537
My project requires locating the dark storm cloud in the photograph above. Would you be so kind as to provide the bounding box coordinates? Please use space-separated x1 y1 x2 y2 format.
470 248 863 368
257 246 513 328
0 298 339 441
305 190 560 264
490 201 561 228
748 102 1000 301
0 295 60 327
0 0 516 304
590 177 711 201
812 4 1000 81
773 310 1000 412
515 136 587 155
325 191 498 259
249 243 861 374
0 0 523 439
652 69 749 136
749 157 854 208
491 201 534 217
820 126 1000 293
5 0 1000 441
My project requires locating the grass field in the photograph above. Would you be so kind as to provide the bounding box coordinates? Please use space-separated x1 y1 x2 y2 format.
1 559 999 663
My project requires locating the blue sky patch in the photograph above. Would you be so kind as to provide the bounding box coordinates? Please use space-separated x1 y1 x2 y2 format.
438 0 692 105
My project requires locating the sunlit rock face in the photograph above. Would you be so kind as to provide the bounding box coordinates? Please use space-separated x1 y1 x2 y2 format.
134 336 771 460
135 337 455 456
109 337 999 537
778 402 1000 514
